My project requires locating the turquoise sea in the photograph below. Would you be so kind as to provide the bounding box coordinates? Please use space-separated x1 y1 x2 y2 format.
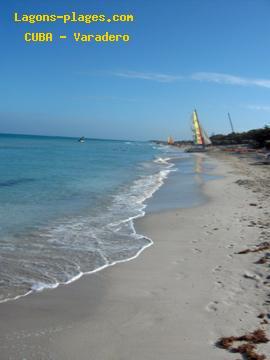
0 134 211 302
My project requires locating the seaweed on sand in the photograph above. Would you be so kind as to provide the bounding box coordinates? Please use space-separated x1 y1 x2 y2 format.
217 329 268 360
237 242 270 255
255 256 269 264
235 343 266 360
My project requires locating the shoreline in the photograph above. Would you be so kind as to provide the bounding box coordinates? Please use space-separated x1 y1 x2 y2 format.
1 154 269 359
0 151 175 304
0 152 200 305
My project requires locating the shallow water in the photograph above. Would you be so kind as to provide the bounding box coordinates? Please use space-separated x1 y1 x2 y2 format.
0 134 214 302
146 154 218 212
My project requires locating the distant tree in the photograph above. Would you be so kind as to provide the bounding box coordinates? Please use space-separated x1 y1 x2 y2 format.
210 126 270 148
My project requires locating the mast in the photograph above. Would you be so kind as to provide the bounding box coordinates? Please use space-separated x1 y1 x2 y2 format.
228 112 235 133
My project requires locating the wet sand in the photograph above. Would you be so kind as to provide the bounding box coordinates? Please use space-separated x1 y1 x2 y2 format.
0 154 270 359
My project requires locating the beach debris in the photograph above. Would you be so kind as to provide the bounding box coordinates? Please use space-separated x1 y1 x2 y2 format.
235 179 251 186
257 314 269 324
238 249 252 254
244 272 261 281
255 254 270 265
250 203 258 206
237 242 270 255
217 329 268 360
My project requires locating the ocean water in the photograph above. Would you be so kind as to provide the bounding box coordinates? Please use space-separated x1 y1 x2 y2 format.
0 134 211 302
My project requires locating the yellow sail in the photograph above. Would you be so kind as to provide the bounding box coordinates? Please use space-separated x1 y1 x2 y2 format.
192 111 203 145
192 110 211 146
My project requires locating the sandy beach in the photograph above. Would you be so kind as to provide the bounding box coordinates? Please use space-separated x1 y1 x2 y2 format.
1 153 270 360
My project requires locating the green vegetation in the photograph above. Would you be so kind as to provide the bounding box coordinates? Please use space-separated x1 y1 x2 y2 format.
210 126 270 148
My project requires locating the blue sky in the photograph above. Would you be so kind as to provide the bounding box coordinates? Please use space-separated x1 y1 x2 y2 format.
1 0 270 140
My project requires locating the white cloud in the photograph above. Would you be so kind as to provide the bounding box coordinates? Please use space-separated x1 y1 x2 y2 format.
192 72 270 89
113 70 270 89
84 95 136 102
113 71 183 83
245 104 270 111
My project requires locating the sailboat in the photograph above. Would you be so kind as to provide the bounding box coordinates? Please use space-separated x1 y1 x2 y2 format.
167 136 174 145
78 136 85 143
186 110 211 152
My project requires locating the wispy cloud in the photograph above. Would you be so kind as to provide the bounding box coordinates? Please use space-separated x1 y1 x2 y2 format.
113 71 183 83
86 95 137 102
192 72 270 89
75 95 137 102
113 70 270 89
245 104 270 112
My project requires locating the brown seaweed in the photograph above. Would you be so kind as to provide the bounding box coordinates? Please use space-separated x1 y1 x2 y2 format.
255 256 268 264
234 343 266 360
217 329 268 360
237 242 270 255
